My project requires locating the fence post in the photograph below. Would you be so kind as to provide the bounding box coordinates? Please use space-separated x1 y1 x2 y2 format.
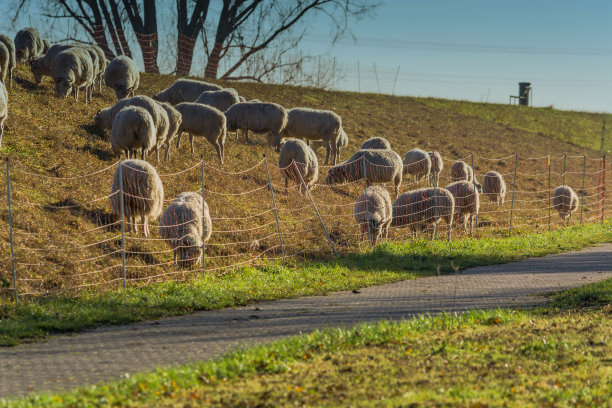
601 155 606 224
562 154 566 187
508 153 518 235
548 155 551 231
201 156 206 276
263 155 285 261
293 160 337 257
471 153 478 238
363 156 371 244
118 161 127 290
433 155 438 240
373 63 380 93
357 60 361 93
6 159 17 303
581 155 586 224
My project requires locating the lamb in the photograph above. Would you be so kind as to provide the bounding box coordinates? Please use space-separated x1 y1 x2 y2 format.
174 102 226 163
311 127 348 164
278 138 319 193
153 78 222 105
428 151 443 183
482 171 506 205
403 148 432 183
360 137 391 150
552 185 579 221
282 108 342 164
159 192 212 267
14 27 45 64
224 102 288 151
51 47 95 103
354 185 392 245
0 81 7 147
0 35 16 87
109 106 156 160
29 44 76 85
391 187 455 240
109 159 164 237
159 102 182 160
195 89 240 112
104 55 139 100
445 181 479 235
325 149 403 198
0 43 8 85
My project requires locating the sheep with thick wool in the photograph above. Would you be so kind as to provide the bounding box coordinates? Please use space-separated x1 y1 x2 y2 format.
87 44 106 91
159 192 211 267
428 151 443 183
109 106 156 160
552 185 579 221
51 47 95 103
30 44 76 84
195 89 240 112
174 102 226 163
325 149 403 198
482 171 506 205
110 159 164 237
154 78 222 105
0 43 8 86
0 35 15 88
278 139 319 193
446 181 479 235
104 55 139 100
391 187 455 240
282 108 342 164
14 27 45 64
225 102 287 151
403 148 432 183
159 102 182 160
354 185 392 245
0 81 7 147
361 137 391 150
451 160 481 190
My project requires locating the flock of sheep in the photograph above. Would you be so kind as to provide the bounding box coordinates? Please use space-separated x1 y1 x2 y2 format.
0 27 582 266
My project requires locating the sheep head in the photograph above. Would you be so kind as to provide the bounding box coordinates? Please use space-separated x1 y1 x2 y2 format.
54 78 72 99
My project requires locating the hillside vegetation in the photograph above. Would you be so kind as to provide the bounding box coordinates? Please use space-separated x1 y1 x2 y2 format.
0 65 609 298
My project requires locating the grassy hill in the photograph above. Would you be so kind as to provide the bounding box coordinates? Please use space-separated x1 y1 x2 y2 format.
0 65 609 298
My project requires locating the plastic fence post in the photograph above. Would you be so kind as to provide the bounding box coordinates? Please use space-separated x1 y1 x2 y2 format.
6 159 17 303
548 155 551 231
471 153 478 238
363 155 371 244
581 155 586 224
562 154 566 187
508 153 518 236
119 161 127 290
601 155 606 224
433 155 438 240
201 157 206 276
263 155 285 261
293 160 337 257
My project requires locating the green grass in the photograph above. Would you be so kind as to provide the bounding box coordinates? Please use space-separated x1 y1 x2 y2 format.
1 221 611 347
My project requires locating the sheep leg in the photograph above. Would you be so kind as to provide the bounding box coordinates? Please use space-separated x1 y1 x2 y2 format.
164 144 171 161
9 68 12 89
141 148 145 160
324 147 330 165
470 213 474 236
189 134 194 154
331 144 338 165
244 129 250 143
214 142 223 164
156 146 160 162
74 86 79 102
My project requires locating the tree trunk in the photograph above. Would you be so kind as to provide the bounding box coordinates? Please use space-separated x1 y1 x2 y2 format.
136 32 159 73
176 33 197 76
204 42 223 79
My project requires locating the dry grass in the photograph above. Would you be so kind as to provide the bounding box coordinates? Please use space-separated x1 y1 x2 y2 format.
0 66 608 298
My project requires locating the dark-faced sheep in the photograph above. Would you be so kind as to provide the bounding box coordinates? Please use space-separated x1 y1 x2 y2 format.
482 171 506 205
225 102 287 151
51 47 95 103
159 192 212 267
391 187 455 240
354 185 392 245
109 106 156 160
325 149 403 198
154 78 222 105
14 27 45 64
282 108 342 165
110 159 164 237
278 138 319 193
0 35 15 88
446 181 479 235
174 102 226 163
361 137 391 150
403 148 432 184
552 185 579 221
104 56 140 100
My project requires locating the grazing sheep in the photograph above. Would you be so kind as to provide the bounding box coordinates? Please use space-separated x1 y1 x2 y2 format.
109 159 164 237
0 43 8 85
153 78 222 105
224 102 287 151
446 181 479 235
174 102 226 163
310 127 349 164
87 44 106 91
391 187 455 240
354 185 392 245
428 151 443 183
104 55 139 100
553 185 579 221
451 160 481 190
282 108 342 164
14 27 45 64
159 102 182 160
0 81 7 147
360 137 391 150
29 44 76 84
325 149 403 198
0 35 16 87
159 192 211 267
109 106 156 160
51 47 95 102
195 89 240 112
238 95 246 103
403 148 432 183
482 171 506 205
278 138 319 193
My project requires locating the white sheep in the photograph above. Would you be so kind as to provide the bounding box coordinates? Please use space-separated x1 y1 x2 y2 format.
195 89 240 112
110 159 164 237
109 106 156 160
403 148 432 183
174 102 226 163
354 185 392 245
0 35 15 88
445 181 479 235
51 47 95 103
325 149 403 198
0 81 7 147
360 137 391 150
224 102 288 151
552 185 579 221
159 192 212 267
451 160 481 190
154 78 222 105
14 27 45 64
391 187 455 240
278 138 319 193
428 151 443 184
85 44 106 92
29 44 76 85
104 55 140 100
282 107 342 164
482 171 506 205
0 43 8 85
159 102 183 160
310 127 349 164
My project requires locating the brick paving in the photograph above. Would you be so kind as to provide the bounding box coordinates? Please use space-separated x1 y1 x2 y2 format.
2 244 612 398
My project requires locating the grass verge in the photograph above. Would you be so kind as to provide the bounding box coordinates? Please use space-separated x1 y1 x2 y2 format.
1 222 611 347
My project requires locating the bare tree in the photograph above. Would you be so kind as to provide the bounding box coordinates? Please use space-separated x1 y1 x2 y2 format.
176 0 210 75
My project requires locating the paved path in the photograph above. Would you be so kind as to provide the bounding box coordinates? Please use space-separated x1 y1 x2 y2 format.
2 244 612 398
